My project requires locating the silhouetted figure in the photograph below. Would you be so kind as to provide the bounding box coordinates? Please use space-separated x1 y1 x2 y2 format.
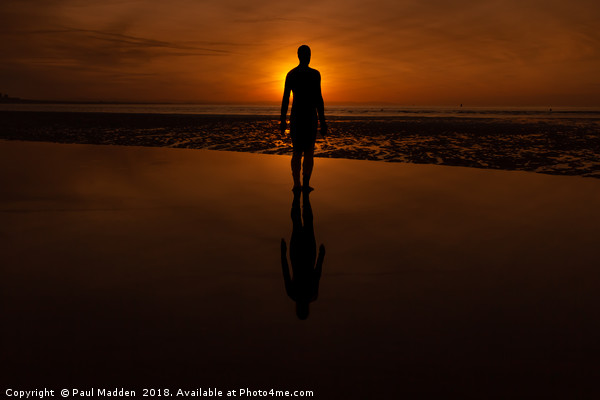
281 190 325 320
280 45 327 191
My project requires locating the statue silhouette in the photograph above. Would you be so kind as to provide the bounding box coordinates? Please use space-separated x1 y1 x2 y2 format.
280 45 327 191
280 190 325 320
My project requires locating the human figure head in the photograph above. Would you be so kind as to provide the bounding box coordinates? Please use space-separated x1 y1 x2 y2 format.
297 45 311 66
296 301 309 320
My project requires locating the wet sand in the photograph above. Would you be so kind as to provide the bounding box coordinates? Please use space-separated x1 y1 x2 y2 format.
1 140 600 398
2 110 600 178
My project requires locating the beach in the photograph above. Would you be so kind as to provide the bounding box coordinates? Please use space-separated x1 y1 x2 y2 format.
3 0 600 396
1 109 600 178
2 139 599 398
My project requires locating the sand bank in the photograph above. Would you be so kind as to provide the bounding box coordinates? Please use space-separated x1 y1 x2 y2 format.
1 140 599 398
2 110 600 178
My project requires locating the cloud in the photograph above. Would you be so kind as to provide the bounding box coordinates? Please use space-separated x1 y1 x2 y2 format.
0 0 598 104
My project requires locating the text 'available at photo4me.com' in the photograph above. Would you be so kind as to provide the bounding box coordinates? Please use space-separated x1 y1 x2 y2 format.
4 387 315 398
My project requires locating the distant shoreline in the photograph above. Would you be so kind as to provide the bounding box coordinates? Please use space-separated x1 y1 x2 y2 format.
1 103 599 119
1 98 599 109
0 98 186 105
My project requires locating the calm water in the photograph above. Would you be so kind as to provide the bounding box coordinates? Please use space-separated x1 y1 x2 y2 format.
1 103 599 120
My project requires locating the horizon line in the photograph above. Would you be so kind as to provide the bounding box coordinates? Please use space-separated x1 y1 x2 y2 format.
1 98 599 109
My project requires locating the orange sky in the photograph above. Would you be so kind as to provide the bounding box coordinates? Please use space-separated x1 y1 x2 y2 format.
1 0 598 106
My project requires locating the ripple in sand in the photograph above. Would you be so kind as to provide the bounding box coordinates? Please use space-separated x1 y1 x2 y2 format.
2 111 599 179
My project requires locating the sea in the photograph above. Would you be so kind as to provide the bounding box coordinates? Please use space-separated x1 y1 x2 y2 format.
1 103 599 120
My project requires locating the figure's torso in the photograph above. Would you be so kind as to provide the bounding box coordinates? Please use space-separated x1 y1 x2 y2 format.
286 66 321 116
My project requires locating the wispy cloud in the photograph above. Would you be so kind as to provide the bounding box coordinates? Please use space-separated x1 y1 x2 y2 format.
233 16 315 24
0 0 598 104
5 26 234 54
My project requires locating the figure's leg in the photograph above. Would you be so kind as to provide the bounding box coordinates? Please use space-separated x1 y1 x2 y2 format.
302 146 314 189
291 150 302 189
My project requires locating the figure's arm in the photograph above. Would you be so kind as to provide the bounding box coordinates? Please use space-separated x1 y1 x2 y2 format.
316 72 327 136
315 244 325 278
313 244 326 300
281 239 293 297
280 75 291 134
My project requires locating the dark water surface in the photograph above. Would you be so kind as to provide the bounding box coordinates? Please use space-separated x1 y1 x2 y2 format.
2 141 599 398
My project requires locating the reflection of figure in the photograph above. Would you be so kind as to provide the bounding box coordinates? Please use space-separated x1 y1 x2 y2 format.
281 190 325 320
280 45 327 191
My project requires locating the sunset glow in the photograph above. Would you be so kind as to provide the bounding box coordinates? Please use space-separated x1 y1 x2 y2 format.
1 0 598 106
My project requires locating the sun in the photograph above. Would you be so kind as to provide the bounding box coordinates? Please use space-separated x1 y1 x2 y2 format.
269 61 297 100
260 46 337 103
